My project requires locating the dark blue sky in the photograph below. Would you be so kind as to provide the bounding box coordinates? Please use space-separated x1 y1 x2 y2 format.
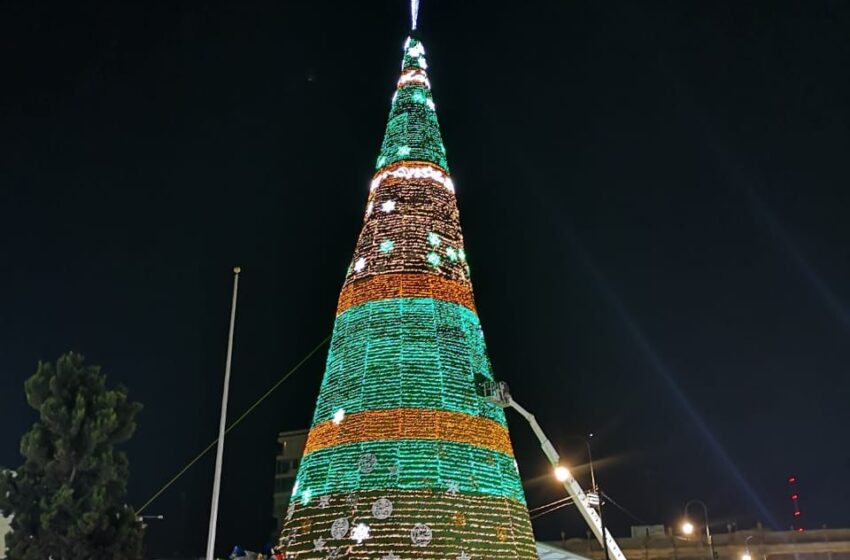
2 0 848 557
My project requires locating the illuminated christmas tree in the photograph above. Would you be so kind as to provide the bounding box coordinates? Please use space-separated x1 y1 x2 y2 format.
278 12 537 560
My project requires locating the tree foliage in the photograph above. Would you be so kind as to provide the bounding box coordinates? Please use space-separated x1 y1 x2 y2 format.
0 353 144 560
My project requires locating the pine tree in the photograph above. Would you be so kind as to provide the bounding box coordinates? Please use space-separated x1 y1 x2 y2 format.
0 353 144 560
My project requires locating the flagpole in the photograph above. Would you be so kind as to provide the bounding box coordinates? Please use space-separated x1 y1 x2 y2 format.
205 266 241 560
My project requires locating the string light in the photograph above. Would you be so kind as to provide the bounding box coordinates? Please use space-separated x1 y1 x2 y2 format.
303 408 514 456
370 162 454 193
278 34 536 560
336 273 476 315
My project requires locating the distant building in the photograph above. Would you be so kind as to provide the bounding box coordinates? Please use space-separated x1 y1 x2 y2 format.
271 429 308 529
549 526 850 560
0 514 11 559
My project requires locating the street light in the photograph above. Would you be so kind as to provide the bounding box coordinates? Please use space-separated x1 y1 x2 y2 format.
741 534 754 560
681 499 715 560
554 465 570 481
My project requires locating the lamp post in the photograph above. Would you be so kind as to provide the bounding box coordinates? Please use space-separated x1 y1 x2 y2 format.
565 434 607 560
682 499 715 560
741 534 755 560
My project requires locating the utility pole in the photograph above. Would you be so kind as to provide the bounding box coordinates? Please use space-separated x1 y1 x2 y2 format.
205 267 241 560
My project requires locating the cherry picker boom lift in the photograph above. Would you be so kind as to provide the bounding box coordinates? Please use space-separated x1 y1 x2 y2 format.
480 380 628 560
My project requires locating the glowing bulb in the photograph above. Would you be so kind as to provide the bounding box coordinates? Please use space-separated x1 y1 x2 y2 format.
446 247 458 261
381 200 396 213
418 56 428 69
554 465 570 481
682 521 695 535
354 258 366 272
397 146 411 157
741 553 752 560
428 232 441 246
332 408 346 425
427 252 441 267
426 98 435 110
302 489 312 504
380 240 394 253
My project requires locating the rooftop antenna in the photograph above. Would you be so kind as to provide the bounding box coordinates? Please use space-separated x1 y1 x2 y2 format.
411 0 420 30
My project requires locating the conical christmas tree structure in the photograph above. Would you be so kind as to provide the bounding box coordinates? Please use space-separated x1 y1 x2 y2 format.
278 31 537 560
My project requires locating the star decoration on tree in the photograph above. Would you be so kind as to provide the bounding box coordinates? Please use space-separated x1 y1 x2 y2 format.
313 537 326 551
319 495 331 509
350 522 371 544
446 481 460 496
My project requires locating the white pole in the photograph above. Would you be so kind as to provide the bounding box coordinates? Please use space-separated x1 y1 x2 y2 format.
205 266 241 560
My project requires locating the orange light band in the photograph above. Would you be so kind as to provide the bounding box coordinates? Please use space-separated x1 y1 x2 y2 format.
337 272 476 315
304 408 514 457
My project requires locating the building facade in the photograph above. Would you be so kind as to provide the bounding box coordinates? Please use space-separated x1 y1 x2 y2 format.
551 527 850 560
272 430 309 529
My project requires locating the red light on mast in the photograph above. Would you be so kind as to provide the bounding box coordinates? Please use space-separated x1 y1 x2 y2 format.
787 474 803 531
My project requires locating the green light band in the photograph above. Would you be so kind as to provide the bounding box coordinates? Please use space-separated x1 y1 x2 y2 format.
293 440 525 504
312 297 505 427
378 81 447 171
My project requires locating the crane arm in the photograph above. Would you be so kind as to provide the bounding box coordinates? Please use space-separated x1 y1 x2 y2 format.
479 379 627 560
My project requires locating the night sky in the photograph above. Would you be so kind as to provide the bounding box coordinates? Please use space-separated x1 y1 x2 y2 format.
2 1 849 557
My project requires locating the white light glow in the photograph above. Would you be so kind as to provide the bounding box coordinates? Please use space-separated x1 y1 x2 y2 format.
398 69 431 89
682 521 695 535
354 258 366 272
418 56 428 69
332 408 346 425
381 200 396 213
554 465 570 481
426 98 436 110
370 163 455 193
407 42 425 58
351 522 371 544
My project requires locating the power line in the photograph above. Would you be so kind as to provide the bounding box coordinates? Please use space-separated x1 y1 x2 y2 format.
530 497 576 520
601 491 647 525
136 334 332 514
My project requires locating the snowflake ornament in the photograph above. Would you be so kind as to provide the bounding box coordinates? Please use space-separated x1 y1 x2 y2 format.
446 481 460 496
313 537 326 552
319 495 331 509
330 518 350 539
359 453 378 474
410 523 433 546
350 522 371 544
371 497 393 519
